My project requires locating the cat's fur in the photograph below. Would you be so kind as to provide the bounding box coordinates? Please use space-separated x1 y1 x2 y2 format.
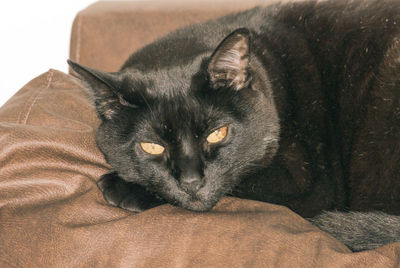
68 0 400 251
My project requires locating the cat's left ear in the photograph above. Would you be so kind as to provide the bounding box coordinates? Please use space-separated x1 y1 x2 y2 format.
207 28 251 91
67 60 129 120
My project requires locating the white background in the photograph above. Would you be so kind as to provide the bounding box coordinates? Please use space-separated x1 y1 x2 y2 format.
0 0 96 107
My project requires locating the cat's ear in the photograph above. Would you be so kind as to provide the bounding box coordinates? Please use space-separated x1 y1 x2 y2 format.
207 28 251 91
68 60 134 120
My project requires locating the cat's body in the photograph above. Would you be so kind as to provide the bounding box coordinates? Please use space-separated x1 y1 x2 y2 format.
69 0 400 251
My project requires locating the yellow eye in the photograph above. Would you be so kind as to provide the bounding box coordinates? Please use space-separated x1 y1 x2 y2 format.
206 126 228 144
140 142 165 155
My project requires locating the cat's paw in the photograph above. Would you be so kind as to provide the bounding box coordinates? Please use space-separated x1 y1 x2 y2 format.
97 172 165 212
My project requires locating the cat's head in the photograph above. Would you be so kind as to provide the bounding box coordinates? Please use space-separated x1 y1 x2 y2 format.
68 28 279 211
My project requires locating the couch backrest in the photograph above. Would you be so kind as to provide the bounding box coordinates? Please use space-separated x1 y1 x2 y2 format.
69 0 279 72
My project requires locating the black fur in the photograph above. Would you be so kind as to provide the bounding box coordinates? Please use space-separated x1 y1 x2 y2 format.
69 0 400 251
309 211 400 252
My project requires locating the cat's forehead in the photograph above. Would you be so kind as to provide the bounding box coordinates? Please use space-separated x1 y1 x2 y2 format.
124 53 209 98
155 96 206 127
136 93 231 139
151 69 193 95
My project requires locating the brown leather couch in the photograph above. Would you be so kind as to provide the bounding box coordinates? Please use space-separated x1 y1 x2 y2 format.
1 1 400 267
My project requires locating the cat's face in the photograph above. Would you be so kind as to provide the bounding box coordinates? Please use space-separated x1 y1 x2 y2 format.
69 28 280 211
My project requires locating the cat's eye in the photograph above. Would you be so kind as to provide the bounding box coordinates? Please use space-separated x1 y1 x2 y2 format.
140 142 165 155
206 126 228 144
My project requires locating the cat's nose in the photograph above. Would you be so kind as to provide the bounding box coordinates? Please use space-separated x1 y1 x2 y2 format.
180 176 203 193
176 153 204 194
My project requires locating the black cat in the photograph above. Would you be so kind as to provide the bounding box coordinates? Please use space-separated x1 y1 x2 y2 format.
68 0 400 251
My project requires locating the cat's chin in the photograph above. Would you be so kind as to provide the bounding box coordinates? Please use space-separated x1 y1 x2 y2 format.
178 198 218 212
175 189 223 212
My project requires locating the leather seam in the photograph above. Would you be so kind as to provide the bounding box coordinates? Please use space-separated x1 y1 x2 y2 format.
20 70 55 125
75 13 82 63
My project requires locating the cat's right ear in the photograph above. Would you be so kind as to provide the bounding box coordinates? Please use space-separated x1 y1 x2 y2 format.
68 60 131 120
